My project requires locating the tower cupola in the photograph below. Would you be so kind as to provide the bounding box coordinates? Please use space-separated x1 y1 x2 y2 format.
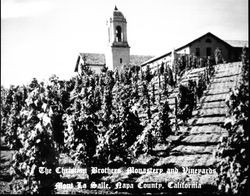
106 6 130 72
107 6 129 47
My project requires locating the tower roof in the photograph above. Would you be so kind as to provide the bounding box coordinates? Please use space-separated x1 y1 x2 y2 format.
113 6 125 19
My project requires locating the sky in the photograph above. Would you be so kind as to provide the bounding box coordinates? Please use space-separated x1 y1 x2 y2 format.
1 0 248 87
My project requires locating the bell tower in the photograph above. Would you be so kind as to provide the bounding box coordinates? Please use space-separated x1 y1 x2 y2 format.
106 6 130 72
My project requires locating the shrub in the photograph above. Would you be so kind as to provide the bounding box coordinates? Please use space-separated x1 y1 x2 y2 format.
214 48 223 64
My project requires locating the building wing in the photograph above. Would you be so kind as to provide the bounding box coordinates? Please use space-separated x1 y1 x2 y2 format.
225 40 249 48
139 32 248 67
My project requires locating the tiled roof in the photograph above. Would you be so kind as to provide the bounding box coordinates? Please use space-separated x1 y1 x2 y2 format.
79 53 154 66
225 40 249 48
130 55 155 66
79 53 106 65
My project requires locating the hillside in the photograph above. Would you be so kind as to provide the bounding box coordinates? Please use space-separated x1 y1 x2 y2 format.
0 58 248 195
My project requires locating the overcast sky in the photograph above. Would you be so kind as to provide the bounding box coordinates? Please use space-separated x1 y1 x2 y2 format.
1 0 248 87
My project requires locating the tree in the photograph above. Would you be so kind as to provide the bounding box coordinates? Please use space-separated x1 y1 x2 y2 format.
81 63 93 76
192 55 198 68
95 81 143 165
60 82 71 111
241 46 249 81
131 77 139 102
102 85 113 127
51 106 64 150
142 81 151 120
158 100 172 142
11 84 59 194
93 86 102 112
177 84 195 123
176 56 186 76
64 86 99 166
199 57 205 67
196 73 206 101
162 64 170 97
101 65 108 73
214 48 223 64
123 67 132 85
29 78 39 91
157 64 163 89
144 64 153 83
114 68 119 82
157 65 162 103
206 56 215 77
151 83 156 104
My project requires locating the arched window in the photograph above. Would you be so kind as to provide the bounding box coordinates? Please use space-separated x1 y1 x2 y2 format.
205 38 212 43
116 26 122 42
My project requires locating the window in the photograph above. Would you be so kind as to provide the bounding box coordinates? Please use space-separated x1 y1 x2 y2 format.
120 58 122 64
116 26 122 42
206 47 212 57
195 48 200 56
205 38 212 43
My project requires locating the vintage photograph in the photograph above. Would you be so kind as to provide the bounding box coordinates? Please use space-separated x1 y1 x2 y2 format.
1 0 249 195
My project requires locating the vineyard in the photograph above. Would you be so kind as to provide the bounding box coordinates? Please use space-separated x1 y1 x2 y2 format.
0 48 249 195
